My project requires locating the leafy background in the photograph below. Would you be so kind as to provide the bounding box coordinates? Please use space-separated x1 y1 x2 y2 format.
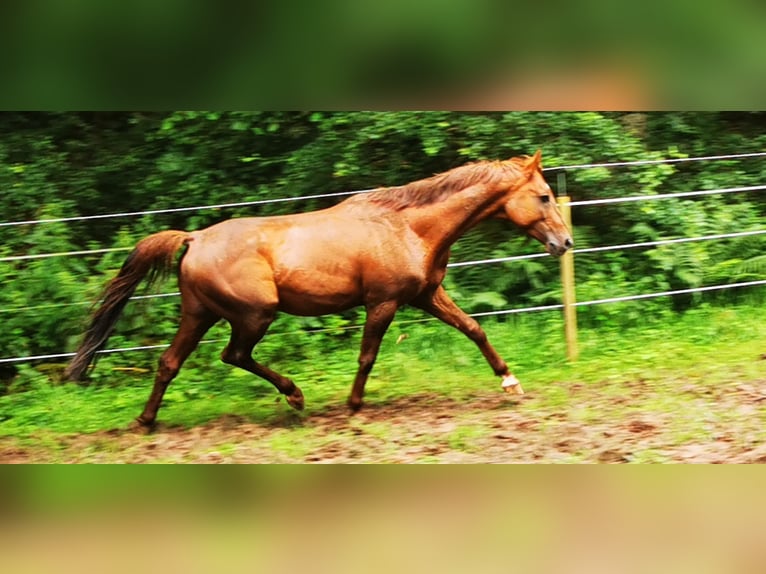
0 111 764 380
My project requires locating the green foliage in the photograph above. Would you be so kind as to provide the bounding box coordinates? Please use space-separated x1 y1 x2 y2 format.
0 111 764 391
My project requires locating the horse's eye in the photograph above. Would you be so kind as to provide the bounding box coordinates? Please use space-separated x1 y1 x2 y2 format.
540 195 550 204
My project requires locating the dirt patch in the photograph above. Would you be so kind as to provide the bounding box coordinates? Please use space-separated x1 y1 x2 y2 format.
2 381 765 463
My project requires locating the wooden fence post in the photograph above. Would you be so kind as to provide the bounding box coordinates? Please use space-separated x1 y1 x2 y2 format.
557 172 579 361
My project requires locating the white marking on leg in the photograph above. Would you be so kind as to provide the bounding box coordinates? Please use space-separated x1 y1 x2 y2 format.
501 374 524 395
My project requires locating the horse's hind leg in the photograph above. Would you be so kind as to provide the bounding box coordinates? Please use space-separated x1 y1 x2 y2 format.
221 316 305 411
133 306 218 431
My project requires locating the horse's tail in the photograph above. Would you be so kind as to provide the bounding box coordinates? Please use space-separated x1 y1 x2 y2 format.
64 230 192 381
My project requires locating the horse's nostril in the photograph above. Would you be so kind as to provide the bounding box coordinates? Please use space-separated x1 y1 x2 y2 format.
564 238 574 249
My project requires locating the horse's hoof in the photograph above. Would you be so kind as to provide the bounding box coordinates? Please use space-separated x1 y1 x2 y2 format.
501 374 524 395
128 418 155 435
347 398 363 413
285 386 305 411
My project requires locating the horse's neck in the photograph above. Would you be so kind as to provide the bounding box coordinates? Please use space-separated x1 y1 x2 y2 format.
404 183 504 252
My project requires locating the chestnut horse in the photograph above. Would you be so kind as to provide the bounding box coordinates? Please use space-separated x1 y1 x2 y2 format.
65 150 572 429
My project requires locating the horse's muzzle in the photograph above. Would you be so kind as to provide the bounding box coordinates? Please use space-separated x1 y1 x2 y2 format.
547 236 573 257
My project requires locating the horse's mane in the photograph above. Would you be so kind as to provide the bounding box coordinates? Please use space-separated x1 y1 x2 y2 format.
357 158 528 211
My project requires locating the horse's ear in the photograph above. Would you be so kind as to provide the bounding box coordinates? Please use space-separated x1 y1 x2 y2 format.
524 149 542 172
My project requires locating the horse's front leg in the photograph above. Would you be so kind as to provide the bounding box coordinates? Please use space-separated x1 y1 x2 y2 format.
412 286 523 395
347 301 398 411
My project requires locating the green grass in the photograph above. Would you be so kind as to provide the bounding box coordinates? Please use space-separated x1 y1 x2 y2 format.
1 303 765 461
446 424 487 452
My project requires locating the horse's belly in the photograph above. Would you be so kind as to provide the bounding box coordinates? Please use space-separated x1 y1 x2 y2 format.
275 274 362 316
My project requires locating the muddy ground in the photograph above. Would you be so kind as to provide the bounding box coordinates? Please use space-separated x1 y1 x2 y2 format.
2 377 765 463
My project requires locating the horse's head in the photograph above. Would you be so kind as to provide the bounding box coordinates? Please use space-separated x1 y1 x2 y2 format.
500 150 573 256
